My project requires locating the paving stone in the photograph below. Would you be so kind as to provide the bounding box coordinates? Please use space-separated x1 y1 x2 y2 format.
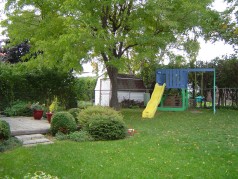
0 117 50 136
0 117 53 147
15 134 45 141
16 134 53 146
23 138 53 145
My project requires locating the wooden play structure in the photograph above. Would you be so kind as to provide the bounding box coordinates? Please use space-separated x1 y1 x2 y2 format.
157 68 216 113
142 68 216 118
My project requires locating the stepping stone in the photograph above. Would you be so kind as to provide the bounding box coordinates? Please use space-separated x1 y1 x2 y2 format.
15 134 53 147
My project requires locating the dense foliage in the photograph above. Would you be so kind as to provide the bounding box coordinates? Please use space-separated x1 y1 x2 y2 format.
86 115 127 140
216 0 238 49
55 131 93 142
0 40 31 63
0 120 11 141
74 77 97 102
78 106 122 127
0 63 77 111
50 112 77 136
0 137 22 153
68 108 81 123
3 100 32 117
78 106 127 140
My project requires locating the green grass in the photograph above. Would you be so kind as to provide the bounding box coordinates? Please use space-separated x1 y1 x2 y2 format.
0 109 238 178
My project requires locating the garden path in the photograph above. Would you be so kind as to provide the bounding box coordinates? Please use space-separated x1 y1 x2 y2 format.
0 116 50 136
0 116 52 146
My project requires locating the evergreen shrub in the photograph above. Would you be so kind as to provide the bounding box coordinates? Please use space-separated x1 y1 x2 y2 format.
4 100 32 117
77 101 93 109
78 106 120 127
0 120 11 141
79 106 127 140
50 112 77 135
68 108 81 123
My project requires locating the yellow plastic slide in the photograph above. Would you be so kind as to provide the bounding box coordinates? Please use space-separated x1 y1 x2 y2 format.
142 83 166 118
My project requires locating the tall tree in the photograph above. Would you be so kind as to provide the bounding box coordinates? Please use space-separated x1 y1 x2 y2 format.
2 0 219 109
213 0 238 53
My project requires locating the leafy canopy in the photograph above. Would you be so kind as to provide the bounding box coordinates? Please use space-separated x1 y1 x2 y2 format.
2 0 219 71
2 0 220 109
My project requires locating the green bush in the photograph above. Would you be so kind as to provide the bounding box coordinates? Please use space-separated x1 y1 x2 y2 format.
50 112 77 136
0 64 77 111
78 106 122 128
74 77 97 101
68 108 81 123
56 131 93 142
79 106 127 140
4 100 32 117
77 101 93 109
0 137 22 152
68 131 93 142
0 120 11 141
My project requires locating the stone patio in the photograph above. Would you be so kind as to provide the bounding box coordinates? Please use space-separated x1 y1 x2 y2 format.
0 116 50 136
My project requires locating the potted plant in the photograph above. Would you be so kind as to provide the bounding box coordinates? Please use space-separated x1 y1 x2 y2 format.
46 97 58 123
31 102 44 120
46 111 53 123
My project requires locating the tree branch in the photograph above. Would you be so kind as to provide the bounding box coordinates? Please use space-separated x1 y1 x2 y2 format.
101 52 109 62
120 43 138 57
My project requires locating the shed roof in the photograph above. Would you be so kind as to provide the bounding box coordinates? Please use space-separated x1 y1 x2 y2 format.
117 74 146 91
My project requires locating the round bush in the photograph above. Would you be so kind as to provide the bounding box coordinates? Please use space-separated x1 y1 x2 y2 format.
78 106 123 128
0 120 11 140
79 106 127 140
68 108 81 123
50 112 77 136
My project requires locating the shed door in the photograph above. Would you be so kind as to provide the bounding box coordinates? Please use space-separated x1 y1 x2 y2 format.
99 79 111 106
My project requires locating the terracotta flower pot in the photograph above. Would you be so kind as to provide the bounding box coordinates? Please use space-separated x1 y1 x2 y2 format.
46 112 53 123
33 110 44 120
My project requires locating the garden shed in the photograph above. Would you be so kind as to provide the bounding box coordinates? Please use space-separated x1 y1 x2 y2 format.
94 74 147 106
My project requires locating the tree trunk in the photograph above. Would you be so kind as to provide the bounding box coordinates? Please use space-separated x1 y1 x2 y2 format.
107 65 120 110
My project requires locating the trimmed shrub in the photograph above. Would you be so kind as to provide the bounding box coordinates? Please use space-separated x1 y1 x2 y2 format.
77 101 93 109
50 112 77 136
78 106 123 128
79 106 127 140
4 100 32 117
86 115 127 140
0 120 11 141
68 108 81 123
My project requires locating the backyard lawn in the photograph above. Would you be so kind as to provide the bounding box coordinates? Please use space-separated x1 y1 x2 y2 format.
0 109 238 178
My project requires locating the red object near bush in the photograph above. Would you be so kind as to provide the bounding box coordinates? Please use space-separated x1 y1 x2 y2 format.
33 110 43 120
46 112 53 123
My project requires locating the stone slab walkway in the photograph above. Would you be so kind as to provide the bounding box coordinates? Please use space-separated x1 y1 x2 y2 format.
16 134 53 146
0 116 50 136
